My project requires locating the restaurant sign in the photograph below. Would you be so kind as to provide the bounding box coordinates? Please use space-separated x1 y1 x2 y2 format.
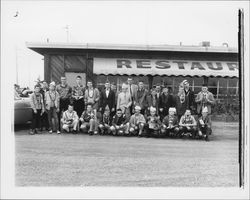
93 58 238 77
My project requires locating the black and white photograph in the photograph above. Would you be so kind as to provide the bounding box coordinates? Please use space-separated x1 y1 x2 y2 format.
1 0 249 199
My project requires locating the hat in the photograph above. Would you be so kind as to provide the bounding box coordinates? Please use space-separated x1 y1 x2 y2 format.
150 106 156 112
169 107 176 113
122 83 128 89
202 106 208 113
182 80 188 85
134 105 141 110
50 81 56 86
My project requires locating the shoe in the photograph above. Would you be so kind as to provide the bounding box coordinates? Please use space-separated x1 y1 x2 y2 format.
57 130 61 134
94 131 98 135
49 130 53 134
73 130 77 134
29 130 35 135
89 131 94 135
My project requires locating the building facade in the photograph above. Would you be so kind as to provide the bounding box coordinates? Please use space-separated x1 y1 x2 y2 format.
27 42 239 106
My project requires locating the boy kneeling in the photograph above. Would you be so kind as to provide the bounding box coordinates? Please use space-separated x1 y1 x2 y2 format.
179 109 197 138
146 106 162 138
110 108 129 136
129 106 146 136
61 104 79 133
197 107 211 141
98 106 112 135
79 103 98 135
161 107 179 137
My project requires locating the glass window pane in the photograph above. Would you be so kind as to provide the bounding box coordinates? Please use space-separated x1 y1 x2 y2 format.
229 78 238 87
228 88 236 95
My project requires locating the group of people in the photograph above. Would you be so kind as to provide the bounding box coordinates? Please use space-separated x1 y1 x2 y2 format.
25 76 215 141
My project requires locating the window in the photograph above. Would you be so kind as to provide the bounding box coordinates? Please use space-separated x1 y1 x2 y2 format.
64 55 86 72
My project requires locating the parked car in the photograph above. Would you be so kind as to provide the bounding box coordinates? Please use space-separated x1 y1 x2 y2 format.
14 96 33 125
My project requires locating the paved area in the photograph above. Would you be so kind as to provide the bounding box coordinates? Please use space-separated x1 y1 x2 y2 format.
15 122 239 187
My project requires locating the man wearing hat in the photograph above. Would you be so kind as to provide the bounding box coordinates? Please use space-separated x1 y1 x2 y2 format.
45 82 60 134
197 106 211 141
117 83 132 118
195 84 215 116
129 105 146 136
161 107 179 137
183 80 196 114
99 81 116 118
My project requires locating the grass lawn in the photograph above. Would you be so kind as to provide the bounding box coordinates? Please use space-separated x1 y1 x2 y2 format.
15 122 239 187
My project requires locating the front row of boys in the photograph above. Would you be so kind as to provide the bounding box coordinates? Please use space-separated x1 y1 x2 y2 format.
60 101 211 141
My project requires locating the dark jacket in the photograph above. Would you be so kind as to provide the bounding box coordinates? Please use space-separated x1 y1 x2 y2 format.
99 89 116 112
112 114 128 126
184 89 196 113
100 113 112 126
146 94 159 114
135 88 148 109
197 115 211 129
162 115 179 127
176 95 188 117
159 93 176 116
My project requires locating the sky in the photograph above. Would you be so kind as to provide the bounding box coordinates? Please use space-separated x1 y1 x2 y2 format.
1 0 249 88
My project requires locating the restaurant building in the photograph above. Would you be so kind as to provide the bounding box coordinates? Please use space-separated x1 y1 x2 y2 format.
27 42 238 104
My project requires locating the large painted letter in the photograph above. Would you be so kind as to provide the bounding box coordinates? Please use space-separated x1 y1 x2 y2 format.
172 61 187 69
207 62 223 70
117 60 132 68
155 60 171 69
136 60 151 68
191 62 205 70
227 63 238 71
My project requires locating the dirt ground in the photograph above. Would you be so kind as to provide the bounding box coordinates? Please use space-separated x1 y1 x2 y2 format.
15 122 239 187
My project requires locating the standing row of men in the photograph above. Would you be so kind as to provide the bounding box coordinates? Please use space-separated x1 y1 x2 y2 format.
28 76 215 139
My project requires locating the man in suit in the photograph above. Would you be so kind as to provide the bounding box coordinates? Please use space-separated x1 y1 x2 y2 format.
99 81 116 117
159 87 176 120
146 87 159 116
183 80 196 114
